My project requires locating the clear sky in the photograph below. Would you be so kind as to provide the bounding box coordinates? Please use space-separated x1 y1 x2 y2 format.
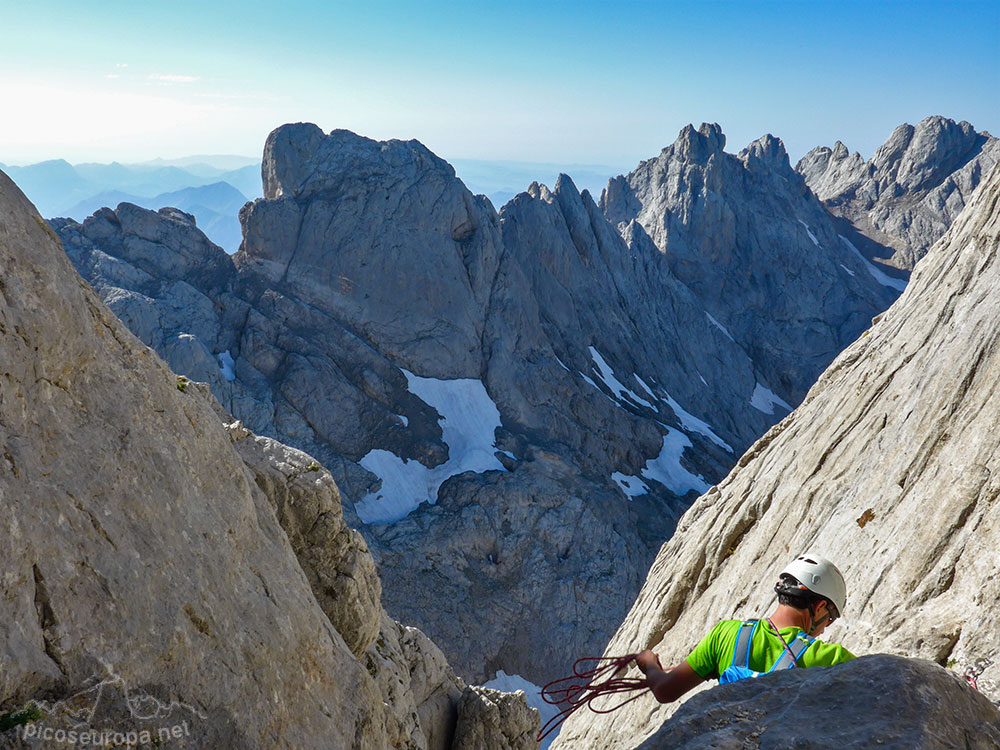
1 0 997 169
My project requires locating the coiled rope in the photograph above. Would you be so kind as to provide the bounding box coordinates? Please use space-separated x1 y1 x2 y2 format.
536 654 650 742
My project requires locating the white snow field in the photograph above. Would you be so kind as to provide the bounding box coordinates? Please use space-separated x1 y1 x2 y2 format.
355 370 506 523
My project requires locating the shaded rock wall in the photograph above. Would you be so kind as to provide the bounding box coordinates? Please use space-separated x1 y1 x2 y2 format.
602 122 902 404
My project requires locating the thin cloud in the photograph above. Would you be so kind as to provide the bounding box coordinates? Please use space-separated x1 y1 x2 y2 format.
149 74 200 84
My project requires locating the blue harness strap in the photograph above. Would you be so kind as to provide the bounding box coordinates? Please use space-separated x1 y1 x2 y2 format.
719 620 816 684
769 630 816 672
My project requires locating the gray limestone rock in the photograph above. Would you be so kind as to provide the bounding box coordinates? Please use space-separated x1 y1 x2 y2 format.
452 686 540 750
797 115 1000 270
0 169 388 747
639 656 1000 749
553 162 1000 748
226 423 382 658
601 123 905 408
601 122 902 404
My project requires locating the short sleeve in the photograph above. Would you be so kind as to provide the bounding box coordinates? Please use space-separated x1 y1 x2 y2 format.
685 622 726 679
803 639 856 667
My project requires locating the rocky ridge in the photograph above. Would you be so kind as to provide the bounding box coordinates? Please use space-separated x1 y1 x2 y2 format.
554 161 1000 748
602 122 903 403
0 168 533 749
797 115 1000 271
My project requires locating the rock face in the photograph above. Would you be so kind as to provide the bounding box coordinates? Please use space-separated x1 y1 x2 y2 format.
797 115 1000 271
452 687 540 750
554 161 1000 748
602 122 902 403
0 168 532 749
639 656 1000 750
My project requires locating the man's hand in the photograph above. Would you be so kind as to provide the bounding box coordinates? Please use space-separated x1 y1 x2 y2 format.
635 649 663 676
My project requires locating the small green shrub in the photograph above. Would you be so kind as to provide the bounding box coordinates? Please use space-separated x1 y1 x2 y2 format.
0 703 43 731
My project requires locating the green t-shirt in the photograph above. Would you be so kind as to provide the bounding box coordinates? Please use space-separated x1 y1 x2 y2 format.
686 619 855 680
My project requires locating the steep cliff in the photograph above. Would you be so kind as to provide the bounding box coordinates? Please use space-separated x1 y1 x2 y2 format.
554 161 1000 748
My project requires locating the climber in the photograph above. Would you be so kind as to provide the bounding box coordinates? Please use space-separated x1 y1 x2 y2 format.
635 553 855 703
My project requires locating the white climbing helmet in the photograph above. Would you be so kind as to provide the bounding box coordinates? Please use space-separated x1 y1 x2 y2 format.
778 553 847 617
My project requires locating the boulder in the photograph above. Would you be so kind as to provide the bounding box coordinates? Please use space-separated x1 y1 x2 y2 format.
640 656 1000 750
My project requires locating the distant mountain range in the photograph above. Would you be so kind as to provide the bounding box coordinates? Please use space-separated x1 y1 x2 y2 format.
0 156 262 252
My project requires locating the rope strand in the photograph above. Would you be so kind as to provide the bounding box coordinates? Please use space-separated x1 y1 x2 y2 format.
536 654 649 742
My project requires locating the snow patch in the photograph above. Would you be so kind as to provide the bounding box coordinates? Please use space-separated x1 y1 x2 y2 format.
705 312 735 342
839 263 856 277
355 371 506 523
554 355 570 372
798 219 820 247
634 374 657 400
663 394 733 453
483 671 560 749
588 347 655 409
395 414 409 427
612 472 650 498
750 382 792 415
839 235 907 291
217 350 236 382
641 428 711 496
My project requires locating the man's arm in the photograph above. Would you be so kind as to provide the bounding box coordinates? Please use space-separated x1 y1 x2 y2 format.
634 650 706 704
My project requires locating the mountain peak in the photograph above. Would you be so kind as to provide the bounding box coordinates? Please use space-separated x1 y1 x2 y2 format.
673 122 726 164
740 133 790 171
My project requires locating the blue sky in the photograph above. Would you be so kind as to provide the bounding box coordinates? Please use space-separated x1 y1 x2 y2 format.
1 0 997 168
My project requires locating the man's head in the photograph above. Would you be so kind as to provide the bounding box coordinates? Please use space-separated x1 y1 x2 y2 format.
774 553 847 635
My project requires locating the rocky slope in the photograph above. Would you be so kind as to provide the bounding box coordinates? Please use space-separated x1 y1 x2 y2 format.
554 161 1000 748
602 122 903 404
0 168 534 749
797 115 1000 271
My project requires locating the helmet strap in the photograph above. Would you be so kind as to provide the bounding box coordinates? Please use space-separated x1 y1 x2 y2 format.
807 603 831 635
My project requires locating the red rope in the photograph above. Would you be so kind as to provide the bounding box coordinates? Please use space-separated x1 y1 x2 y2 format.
536 654 649 742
